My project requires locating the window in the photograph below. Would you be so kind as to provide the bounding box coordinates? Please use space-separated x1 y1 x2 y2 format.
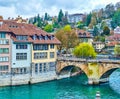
0 65 8 71
45 36 48 40
0 57 9 62
16 53 27 60
43 63 46 72
0 40 9 45
16 35 28 40
49 62 55 71
16 44 27 49
50 35 54 40
39 35 43 40
0 48 9 54
50 52 54 58
35 64 38 73
0 33 5 38
33 35 37 40
39 63 42 73
33 44 48 50
34 52 47 59
50 44 54 49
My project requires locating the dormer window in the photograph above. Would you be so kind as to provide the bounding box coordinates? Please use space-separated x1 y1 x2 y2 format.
50 35 54 40
33 35 37 40
45 35 48 40
39 35 42 40
79 33 81 35
83 33 86 36
16 35 28 40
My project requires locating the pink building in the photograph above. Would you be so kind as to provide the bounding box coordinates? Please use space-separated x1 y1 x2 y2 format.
0 20 11 74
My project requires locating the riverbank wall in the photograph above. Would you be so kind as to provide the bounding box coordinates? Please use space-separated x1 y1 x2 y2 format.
0 72 57 87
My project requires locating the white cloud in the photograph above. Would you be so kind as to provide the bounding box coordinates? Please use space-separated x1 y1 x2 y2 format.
0 0 119 19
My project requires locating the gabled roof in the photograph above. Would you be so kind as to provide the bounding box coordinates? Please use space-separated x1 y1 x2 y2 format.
0 20 61 44
76 29 92 38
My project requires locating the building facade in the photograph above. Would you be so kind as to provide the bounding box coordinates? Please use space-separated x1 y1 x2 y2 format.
0 19 60 75
0 31 11 74
76 29 93 44
92 42 105 52
68 13 85 24
106 26 120 54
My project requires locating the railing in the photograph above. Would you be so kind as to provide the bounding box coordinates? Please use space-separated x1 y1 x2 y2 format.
57 57 120 63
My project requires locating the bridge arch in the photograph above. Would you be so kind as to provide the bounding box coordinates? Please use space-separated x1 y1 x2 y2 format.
99 63 120 79
56 61 89 78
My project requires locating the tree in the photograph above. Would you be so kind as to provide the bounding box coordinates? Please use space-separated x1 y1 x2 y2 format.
89 13 97 29
73 43 97 58
55 27 79 53
104 3 115 18
114 45 120 56
93 26 99 36
44 24 54 33
97 8 104 23
77 21 85 29
86 13 92 26
111 9 120 29
58 9 64 23
101 21 107 29
55 29 66 52
63 25 71 31
102 26 110 35
115 2 120 10
44 13 48 20
94 36 105 42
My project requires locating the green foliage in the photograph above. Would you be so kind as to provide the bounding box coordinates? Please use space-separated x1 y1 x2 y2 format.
102 26 110 35
94 36 105 42
86 13 92 26
105 3 115 18
58 9 64 23
111 9 120 29
73 43 97 58
101 21 107 29
77 21 85 29
44 24 54 33
44 13 48 20
63 25 71 32
114 45 120 56
93 26 99 36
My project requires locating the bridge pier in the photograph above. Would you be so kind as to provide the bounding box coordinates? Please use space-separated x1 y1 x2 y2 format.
88 78 99 85
88 78 109 85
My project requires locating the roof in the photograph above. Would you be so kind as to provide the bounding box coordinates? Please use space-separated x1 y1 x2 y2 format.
0 20 61 44
69 13 84 17
76 29 92 38
106 34 120 41
92 42 105 44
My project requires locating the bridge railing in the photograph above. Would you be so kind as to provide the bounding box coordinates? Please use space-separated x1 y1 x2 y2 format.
57 56 120 63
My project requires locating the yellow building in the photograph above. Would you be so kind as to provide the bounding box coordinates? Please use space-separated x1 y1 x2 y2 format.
30 32 60 74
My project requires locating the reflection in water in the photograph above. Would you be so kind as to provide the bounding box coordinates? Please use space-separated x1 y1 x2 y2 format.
0 71 120 99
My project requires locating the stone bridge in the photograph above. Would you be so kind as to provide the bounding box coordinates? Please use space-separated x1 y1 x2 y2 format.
56 57 120 84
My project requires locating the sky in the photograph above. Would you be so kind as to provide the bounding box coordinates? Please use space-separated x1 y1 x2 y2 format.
0 0 119 19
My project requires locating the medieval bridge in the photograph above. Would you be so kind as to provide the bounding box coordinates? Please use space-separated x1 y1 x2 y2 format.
56 57 120 84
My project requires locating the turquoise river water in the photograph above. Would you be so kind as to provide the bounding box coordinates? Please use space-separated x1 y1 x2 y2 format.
0 70 120 99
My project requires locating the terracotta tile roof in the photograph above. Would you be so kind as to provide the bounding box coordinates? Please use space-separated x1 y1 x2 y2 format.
106 41 119 46
76 29 92 38
106 34 120 41
0 20 61 44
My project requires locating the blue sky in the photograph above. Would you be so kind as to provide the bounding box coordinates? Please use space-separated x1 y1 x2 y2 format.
0 0 119 19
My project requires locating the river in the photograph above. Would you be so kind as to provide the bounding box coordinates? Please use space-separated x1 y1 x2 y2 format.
0 70 120 99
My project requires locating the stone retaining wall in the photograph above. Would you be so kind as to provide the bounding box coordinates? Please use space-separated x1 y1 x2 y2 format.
0 72 57 87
